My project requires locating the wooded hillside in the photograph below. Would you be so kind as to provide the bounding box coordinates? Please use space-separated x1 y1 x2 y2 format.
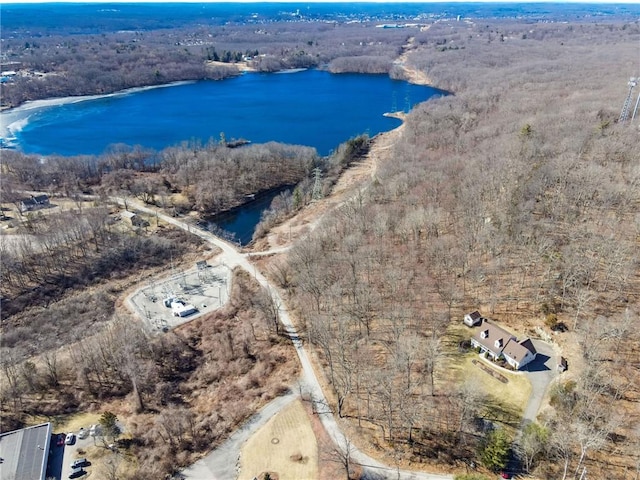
283 19 640 478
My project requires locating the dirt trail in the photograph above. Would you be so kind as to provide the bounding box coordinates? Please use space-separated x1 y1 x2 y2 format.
395 36 434 86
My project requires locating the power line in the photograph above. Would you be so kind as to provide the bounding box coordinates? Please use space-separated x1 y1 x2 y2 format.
618 77 637 123
312 167 323 200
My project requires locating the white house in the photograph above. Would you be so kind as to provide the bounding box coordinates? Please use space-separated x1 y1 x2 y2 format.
19 194 50 213
470 320 537 370
502 338 537 370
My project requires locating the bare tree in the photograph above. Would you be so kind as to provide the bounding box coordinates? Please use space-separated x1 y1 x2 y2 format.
99 451 122 480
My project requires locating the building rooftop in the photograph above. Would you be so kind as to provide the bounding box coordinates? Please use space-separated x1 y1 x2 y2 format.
0 422 51 480
472 321 515 356
502 338 532 364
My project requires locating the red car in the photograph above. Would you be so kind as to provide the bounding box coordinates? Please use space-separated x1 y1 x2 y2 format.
56 433 66 446
500 473 512 479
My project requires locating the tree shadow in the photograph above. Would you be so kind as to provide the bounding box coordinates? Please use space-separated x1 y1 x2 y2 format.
481 398 522 429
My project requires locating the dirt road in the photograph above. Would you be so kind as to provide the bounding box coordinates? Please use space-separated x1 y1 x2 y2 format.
122 198 452 479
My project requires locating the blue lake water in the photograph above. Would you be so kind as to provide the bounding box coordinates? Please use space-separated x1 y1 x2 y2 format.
199 185 293 245
3 70 442 157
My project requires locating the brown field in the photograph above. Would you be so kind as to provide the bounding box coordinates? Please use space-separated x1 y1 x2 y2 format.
238 399 318 480
51 412 102 434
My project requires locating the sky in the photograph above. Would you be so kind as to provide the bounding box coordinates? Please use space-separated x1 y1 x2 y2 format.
1 0 638 3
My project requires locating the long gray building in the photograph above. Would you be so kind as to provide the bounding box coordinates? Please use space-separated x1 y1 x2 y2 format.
0 423 51 480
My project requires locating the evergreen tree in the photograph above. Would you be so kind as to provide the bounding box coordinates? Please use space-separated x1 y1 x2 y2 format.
99 411 121 442
479 429 510 472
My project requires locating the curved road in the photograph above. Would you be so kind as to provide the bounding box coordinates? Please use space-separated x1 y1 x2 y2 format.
121 199 452 480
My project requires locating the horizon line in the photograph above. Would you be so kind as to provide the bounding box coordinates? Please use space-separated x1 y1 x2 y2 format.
2 0 639 4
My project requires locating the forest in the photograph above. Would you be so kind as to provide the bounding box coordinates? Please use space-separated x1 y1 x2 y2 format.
1 8 640 480
280 17 640 479
1 18 409 108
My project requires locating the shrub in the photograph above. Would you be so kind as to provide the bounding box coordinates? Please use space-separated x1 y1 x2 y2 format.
454 474 490 480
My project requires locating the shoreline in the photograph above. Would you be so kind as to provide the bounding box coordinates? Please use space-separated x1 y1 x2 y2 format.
1 62 435 117
0 65 435 152
0 80 195 144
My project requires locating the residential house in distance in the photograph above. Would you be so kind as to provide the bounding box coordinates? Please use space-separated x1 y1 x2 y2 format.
19 194 50 213
121 210 150 228
470 318 537 370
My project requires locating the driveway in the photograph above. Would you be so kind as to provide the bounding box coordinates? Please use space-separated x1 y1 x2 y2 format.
520 339 557 427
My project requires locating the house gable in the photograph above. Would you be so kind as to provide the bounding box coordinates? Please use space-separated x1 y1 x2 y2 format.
470 320 515 359
519 338 537 356
502 339 528 368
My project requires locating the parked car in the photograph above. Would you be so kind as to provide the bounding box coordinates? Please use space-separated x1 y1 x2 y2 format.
69 466 85 479
71 458 87 469
77 428 88 439
89 424 100 437
56 434 66 446
500 472 512 479
65 433 76 445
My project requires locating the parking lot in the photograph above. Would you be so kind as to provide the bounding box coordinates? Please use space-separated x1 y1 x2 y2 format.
128 261 231 332
48 429 94 480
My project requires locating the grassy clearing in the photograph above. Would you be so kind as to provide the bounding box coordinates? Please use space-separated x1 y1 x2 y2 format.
50 411 103 434
439 323 478 386
462 356 531 430
238 399 318 480
442 322 531 431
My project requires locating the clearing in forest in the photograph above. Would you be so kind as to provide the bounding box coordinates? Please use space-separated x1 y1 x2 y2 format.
238 399 318 480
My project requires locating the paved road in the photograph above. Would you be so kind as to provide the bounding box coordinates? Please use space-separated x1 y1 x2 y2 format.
121 199 453 480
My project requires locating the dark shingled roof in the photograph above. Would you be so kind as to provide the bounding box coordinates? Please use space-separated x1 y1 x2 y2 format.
471 321 515 357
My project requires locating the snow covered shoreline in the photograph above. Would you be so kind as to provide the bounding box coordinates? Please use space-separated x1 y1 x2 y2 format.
0 81 195 149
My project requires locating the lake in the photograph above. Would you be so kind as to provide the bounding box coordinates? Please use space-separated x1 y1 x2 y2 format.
1 69 442 157
198 185 293 246
1 69 442 243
